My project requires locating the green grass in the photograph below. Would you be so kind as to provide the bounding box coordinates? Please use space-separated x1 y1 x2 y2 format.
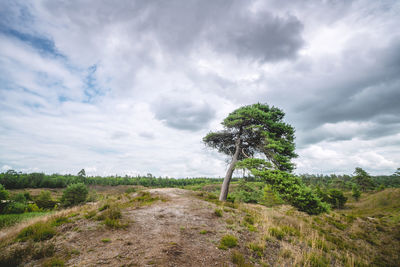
214 208 223 217
0 212 50 230
219 234 238 250
17 221 56 242
101 238 111 243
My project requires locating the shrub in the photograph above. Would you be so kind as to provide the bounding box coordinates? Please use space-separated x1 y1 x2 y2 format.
317 188 347 209
35 190 57 209
4 202 27 214
17 221 56 242
352 185 361 201
61 183 88 207
12 193 27 203
253 168 329 215
219 235 238 249
230 181 264 203
0 184 9 200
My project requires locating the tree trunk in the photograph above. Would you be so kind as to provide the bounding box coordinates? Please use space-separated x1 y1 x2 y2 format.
219 138 241 201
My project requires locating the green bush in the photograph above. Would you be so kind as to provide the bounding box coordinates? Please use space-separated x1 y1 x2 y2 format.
229 181 264 203
17 221 56 242
316 188 347 209
35 190 57 209
12 193 27 203
4 202 27 214
61 183 88 207
0 184 9 200
251 167 329 215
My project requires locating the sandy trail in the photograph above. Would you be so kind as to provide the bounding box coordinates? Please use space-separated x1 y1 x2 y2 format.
65 188 234 266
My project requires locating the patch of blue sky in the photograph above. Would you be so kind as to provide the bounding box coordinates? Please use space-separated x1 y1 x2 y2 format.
83 64 110 103
0 27 64 58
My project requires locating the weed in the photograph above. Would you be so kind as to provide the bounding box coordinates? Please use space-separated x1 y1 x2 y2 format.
307 252 329 267
51 216 70 226
32 243 55 259
125 187 137 194
17 221 56 242
104 218 128 229
219 234 238 249
99 203 110 211
214 209 223 217
280 249 292 258
268 227 285 240
248 243 264 257
226 218 234 224
42 257 65 267
84 210 97 219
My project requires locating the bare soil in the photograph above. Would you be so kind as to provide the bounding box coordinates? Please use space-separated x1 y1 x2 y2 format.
54 188 246 266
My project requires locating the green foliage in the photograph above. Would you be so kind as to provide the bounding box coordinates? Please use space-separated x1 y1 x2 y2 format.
269 227 286 240
316 188 347 209
204 103 297 172
35 190 58 209
42 257 65 267
0 212 49 229
17 221 56 242
0 184 9 200
241 160 328 214
229 180 264 203
12 192 27 203
219 234 238 249
352 185 361 201
353 167 376 191
61 183 88 207
3 202 26 214
51 216 70 226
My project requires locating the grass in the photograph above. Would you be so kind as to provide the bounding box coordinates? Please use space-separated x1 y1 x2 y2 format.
101 238 111 243
0 212 50 230
199 230 208 234
218 234 238 250
214 208 223 217
17 221 56 242
42 257 65 267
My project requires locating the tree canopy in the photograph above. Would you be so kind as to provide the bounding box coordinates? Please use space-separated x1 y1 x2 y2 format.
203 103 297 200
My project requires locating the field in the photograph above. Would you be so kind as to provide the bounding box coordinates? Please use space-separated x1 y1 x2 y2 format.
0 183 399 266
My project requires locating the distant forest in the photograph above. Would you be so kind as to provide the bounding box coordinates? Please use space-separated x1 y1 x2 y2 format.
0 169 399 190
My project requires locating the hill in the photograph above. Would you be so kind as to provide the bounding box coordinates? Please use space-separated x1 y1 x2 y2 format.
0 187 399 266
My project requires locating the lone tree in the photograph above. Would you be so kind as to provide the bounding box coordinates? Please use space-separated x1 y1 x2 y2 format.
203 103 297 201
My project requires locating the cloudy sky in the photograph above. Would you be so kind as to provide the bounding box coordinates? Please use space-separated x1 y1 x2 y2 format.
0 0 399 177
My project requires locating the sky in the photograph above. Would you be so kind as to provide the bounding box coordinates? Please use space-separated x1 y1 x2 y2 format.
0 0 399 177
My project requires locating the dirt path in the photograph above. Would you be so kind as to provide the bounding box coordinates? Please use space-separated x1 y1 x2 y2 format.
64 188 237 266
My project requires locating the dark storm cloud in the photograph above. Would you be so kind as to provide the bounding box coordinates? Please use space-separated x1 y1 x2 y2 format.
152 98 215 131
42 0 304 62
288 38 400 145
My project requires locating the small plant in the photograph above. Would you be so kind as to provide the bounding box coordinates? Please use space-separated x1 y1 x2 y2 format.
42 257 65 267
17 221 56 242
248 243 264 257
231 250 245 265
219 234 238 249
32 243 55 259
99 203 110 211
199 230 208 234
101 238 111 243
51 216 70 226
214 208 223 217
125 187 137 194
244 214 254 225
268 227 285 240
84 210 97 219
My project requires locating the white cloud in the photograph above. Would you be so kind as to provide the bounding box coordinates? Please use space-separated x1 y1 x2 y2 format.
0 0 399 177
